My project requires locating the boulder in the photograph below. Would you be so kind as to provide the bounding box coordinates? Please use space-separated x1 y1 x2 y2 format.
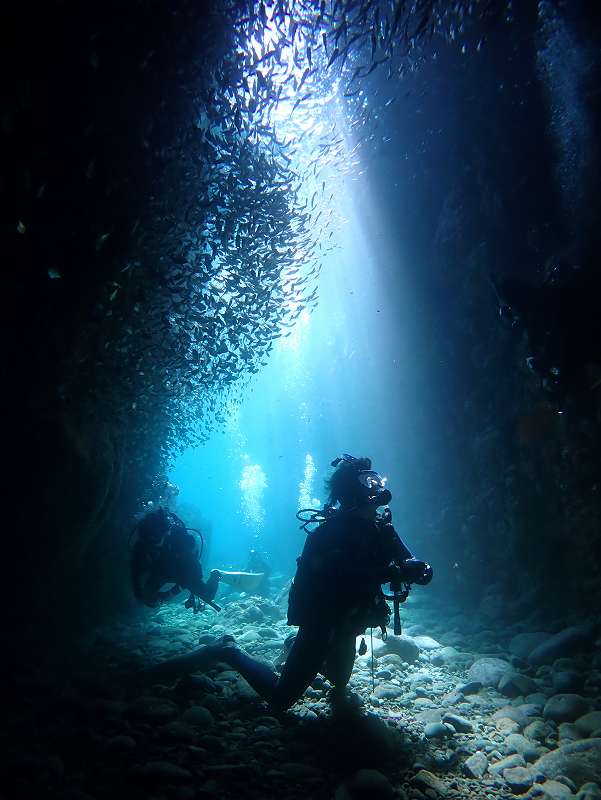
575 712 601 737
463 751 488 778
492 704 542 730
503 765 533 794
376 635 420 663
529 626 595 666
413 635 442 650
559 723 584 743
553 671 583 693
182 705 214 728
536 778 577 799
344 769 395 799
489 754 527 774
509 632 550 660
424 722 455 740
576 783 601 800
543 695 591 724
373 683 403 701
524 720 548 743
534 739 601 788
504 733 540 762
467 657 511 687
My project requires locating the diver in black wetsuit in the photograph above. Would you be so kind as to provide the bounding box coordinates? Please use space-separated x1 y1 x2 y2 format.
130 507 220 611
136 455 432 712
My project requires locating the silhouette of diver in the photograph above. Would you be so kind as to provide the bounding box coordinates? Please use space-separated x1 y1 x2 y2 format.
135 456 432 713
130 507 220 611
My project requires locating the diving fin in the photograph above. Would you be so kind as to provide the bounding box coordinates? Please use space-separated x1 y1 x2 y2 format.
216 571 265 592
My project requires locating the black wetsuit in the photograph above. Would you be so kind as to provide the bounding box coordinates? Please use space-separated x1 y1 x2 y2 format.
217 511 414 711
131 515 218 608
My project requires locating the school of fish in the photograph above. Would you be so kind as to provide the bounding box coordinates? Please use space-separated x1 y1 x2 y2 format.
63 0 492 467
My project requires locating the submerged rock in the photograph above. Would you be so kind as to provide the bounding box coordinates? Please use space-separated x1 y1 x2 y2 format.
498 672 540 698
574 712 601 737
413 635 442 650
424 721 455 739
463 751 488 778
509 632 550 660
504 733 541 762
543 695 591 724
338 769 395 799
128 696 179 722
529 626 595 666
373 683 403 700
503 764 533 793
133 761 193 783
376 635 420 663
534 738 601 787
553 671 583 693
467 657 511 687
411 769 447 796
441 712 474 733
182 705 214 728
536 778 578 799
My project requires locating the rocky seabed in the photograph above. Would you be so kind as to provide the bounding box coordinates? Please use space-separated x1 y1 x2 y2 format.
8 591 601 800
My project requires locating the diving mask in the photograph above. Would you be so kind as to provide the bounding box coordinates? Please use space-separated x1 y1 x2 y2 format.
356 470 392 506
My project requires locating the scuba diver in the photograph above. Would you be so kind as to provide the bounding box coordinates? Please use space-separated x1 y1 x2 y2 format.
130 507 221 612
134 455 432 713
490 260 601 401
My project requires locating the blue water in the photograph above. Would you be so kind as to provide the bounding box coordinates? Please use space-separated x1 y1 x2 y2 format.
170 184 436 580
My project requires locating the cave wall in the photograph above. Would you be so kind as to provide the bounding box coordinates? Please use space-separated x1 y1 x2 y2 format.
374 1 601 623
4 0 217 660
